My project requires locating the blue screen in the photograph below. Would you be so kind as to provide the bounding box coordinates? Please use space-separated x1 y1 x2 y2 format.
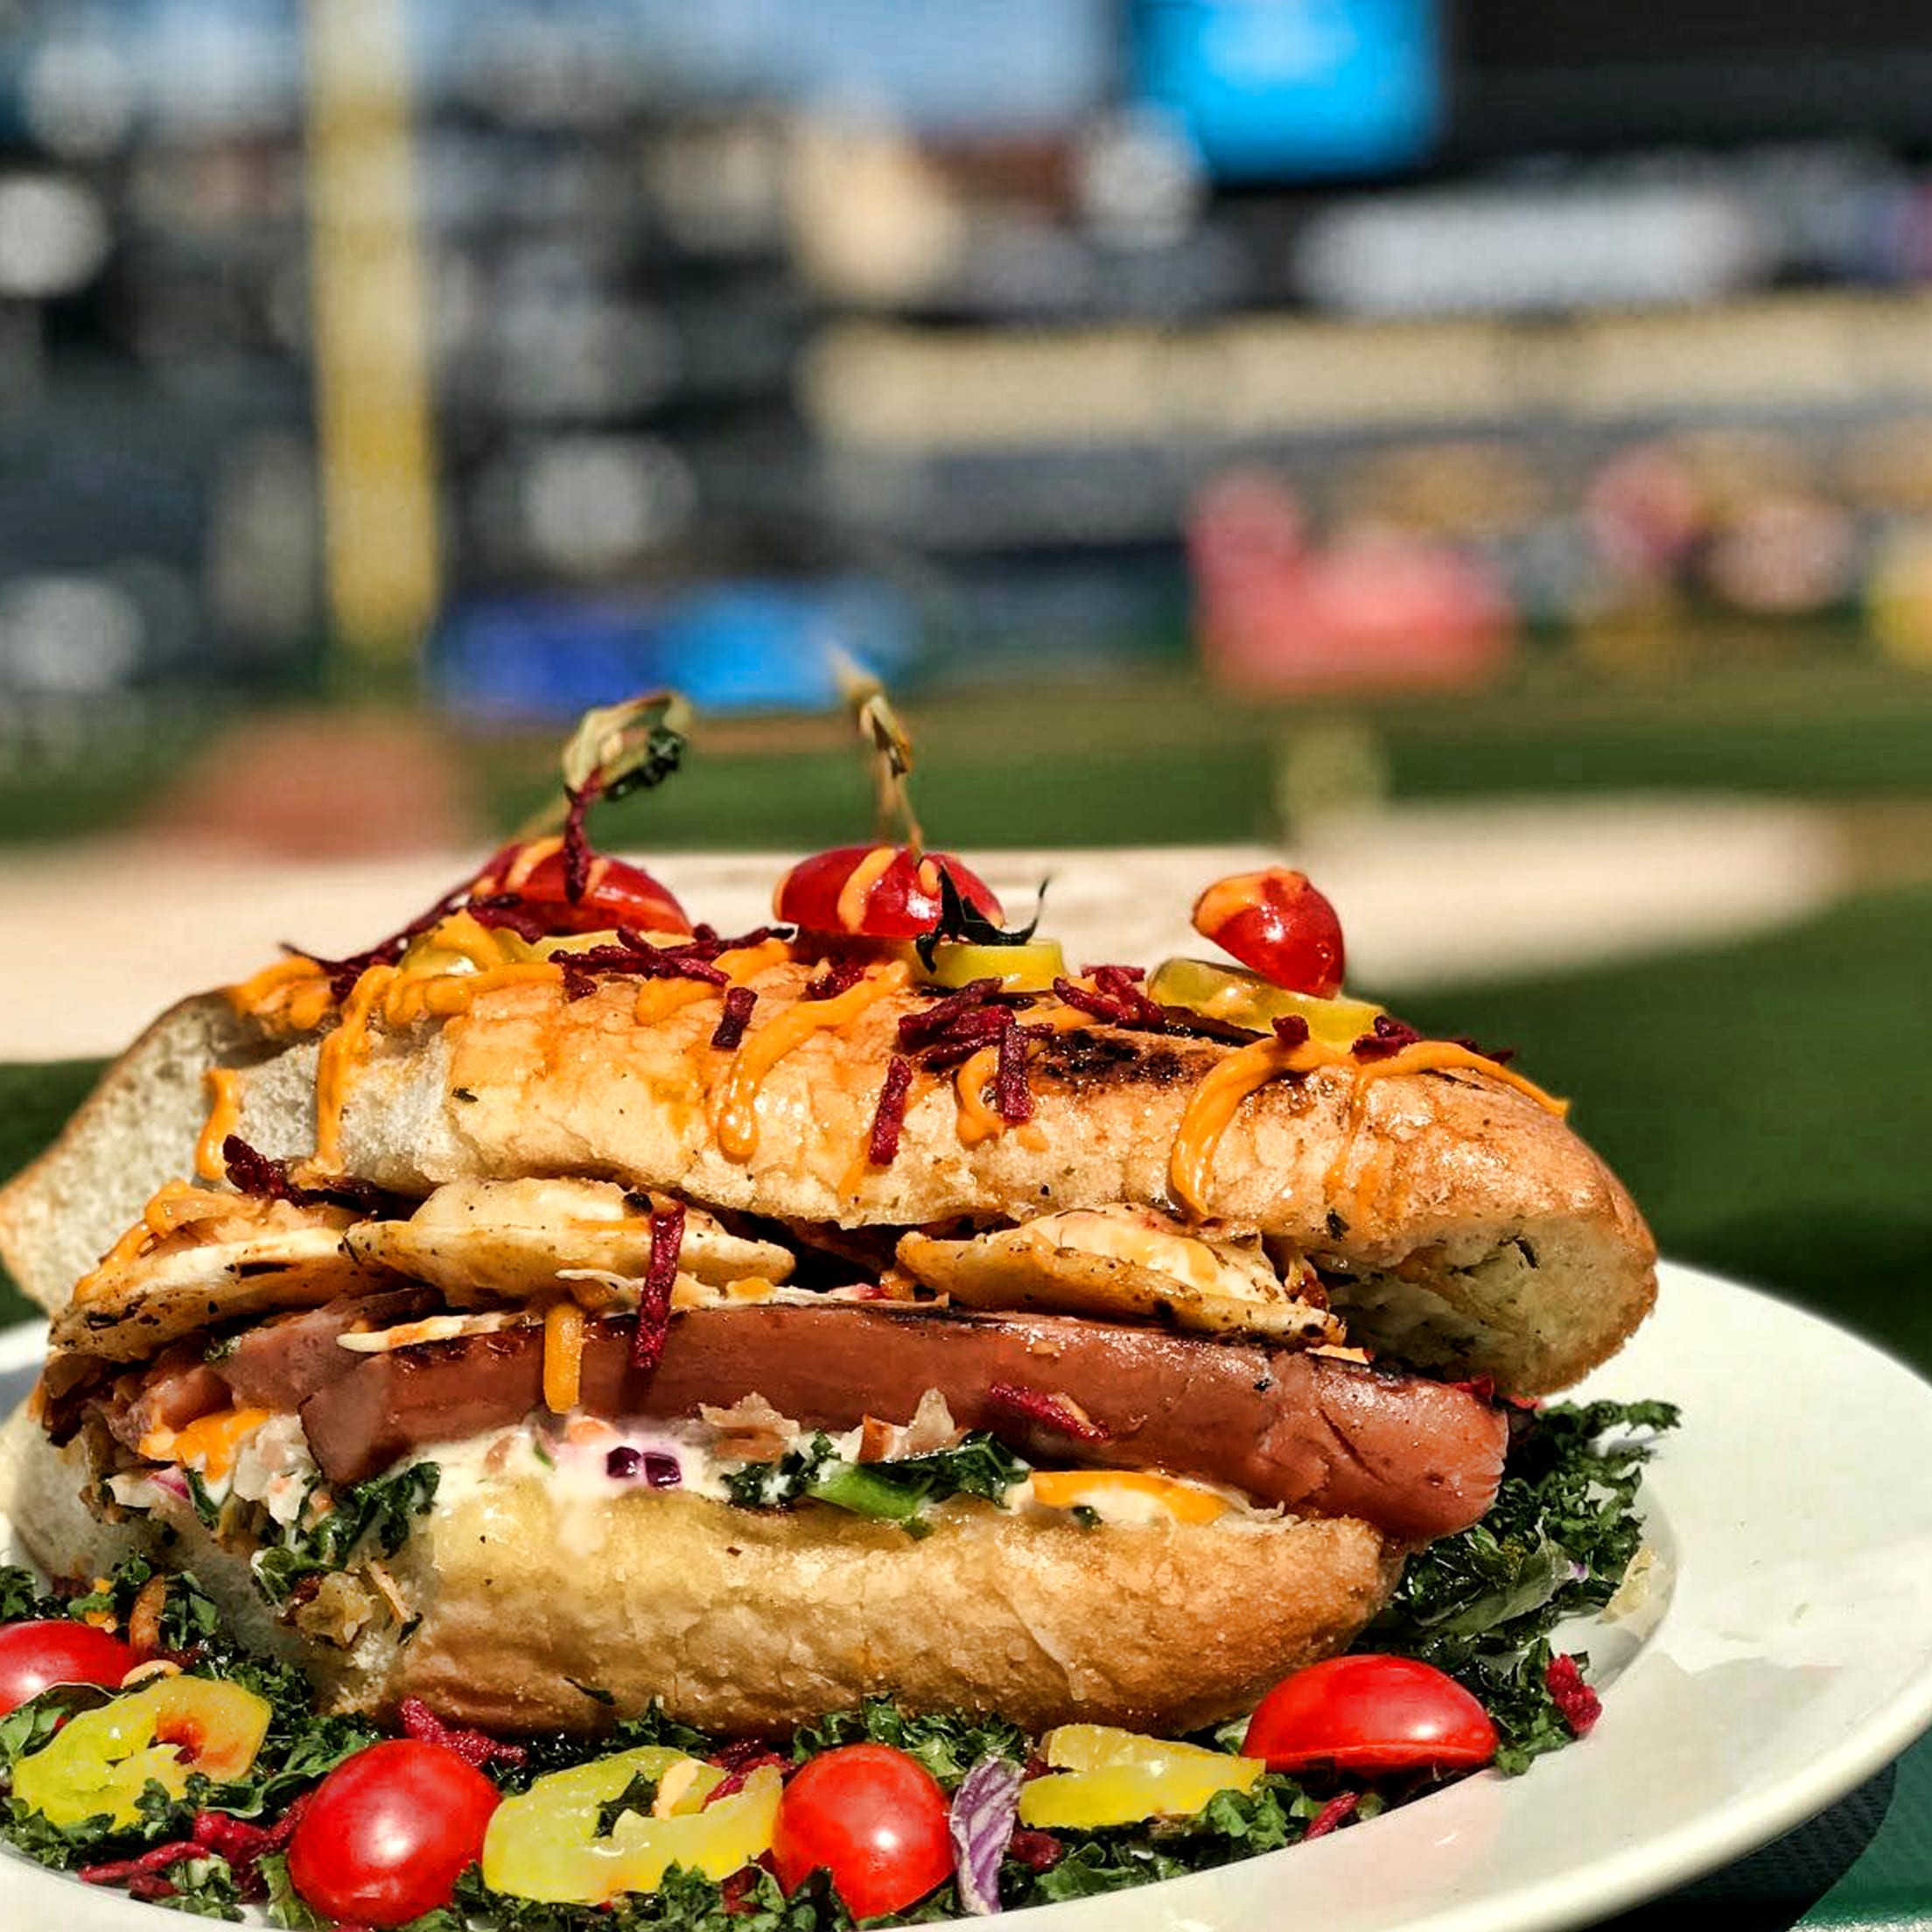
1133 0 1441 181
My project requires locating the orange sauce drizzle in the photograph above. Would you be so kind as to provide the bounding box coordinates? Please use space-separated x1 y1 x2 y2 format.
194 1068 243 1181
310 962 396 1175
1170 1036 1566 1220
228 956 336 1030
954 1045 1004 1146
633 936 791 1028
835 845 899 933
715 961 909 1161
500 835 564 892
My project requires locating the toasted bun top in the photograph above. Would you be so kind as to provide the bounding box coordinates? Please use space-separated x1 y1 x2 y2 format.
3 950 1655 1393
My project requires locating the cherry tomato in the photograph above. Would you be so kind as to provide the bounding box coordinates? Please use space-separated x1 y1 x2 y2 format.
1242 1656 1498 1775
770 1742 953 1918
472 840 690 937
0 1622 136 1715
287 1739 502 1928
774 844 1004 940
1192 867 1345 998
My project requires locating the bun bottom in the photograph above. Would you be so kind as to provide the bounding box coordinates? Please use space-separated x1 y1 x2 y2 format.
3 1410 1402 1738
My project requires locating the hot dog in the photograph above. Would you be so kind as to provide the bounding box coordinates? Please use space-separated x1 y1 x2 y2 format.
0 718 1656 1740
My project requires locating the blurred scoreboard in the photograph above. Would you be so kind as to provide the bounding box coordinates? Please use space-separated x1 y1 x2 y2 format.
5 0 1932 729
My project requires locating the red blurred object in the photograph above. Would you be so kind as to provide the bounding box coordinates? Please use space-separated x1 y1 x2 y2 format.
1189 474 1514 694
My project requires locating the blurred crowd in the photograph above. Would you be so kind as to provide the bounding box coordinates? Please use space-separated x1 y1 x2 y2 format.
3 1 1932 751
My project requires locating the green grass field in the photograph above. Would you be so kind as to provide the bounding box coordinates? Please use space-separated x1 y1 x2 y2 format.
474 655 1932 851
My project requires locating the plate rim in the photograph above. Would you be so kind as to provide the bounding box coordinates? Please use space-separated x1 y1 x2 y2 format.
4 1258 1932 1932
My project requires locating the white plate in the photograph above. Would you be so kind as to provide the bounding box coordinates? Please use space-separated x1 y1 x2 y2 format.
4 1260 1932 1932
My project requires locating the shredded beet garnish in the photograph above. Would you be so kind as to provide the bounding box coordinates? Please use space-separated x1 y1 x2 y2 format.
1304 1791 1361 1840
1351 1014 1424 1061
995 1012 1034 1124
1451 1035 1517 1066
178 1798 312 1900
1006 1828 1064 1872
688 924 790 959
294 881 472 1002
633 1202 685 1374
987 1381 1110 1443
713 1736 792 1774
804 956 865 1001
561 778 600 905
913 1002 1014 1071
466 896 553 942
1078 962 1145 981
561 933 731 1002
895 978 1010 1047
221 1136 404 1218
1050 972 1166 1031
1272 1014 1312 1049
868 1054 914 1166
1546 1653 1601 1737
399 1694 529 1770
710 984 756 1051
80 1841 203 1887
220 1134 300 1204
704 1740 792 1805
719 1867 763 1914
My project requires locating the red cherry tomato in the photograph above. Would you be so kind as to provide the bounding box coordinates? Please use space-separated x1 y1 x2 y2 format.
287 1739 501 1928
0 1621 137 1714
770 1742 953 1918
472 840 690 937
1242 1656 1499 1775
1192 867 1345 998
773 844 1004 940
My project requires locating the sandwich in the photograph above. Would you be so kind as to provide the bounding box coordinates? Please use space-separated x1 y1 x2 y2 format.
0 701 1656 1744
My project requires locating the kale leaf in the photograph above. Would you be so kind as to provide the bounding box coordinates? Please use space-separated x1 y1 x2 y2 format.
251 1462 440 1604
792 1698 1029 1789
1362 1396 1678 1768
1003 1774 1383 1906
723 1432 1029 1536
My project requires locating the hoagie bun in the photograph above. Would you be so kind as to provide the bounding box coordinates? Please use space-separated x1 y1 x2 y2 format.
0 832 1657 1741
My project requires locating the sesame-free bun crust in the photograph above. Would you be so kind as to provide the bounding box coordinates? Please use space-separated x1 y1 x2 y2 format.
0 996 318 1318
2 1410 1400 1738
0 965 1656 1394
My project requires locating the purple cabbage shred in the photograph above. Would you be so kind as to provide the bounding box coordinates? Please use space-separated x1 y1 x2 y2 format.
949 1756 1023 1915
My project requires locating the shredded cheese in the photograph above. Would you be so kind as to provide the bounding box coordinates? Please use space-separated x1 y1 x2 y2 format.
834 845 899 933
542 1300 586 1414
146 1406 271 1483
195 1068 243 1182
715 961 909 1161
